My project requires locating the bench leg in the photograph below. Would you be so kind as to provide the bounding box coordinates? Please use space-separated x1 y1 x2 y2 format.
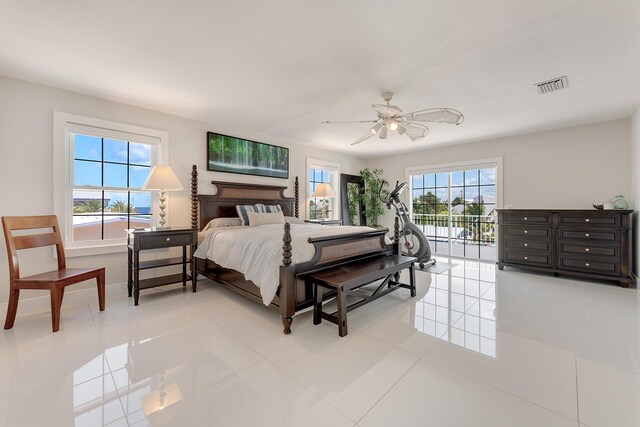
336 286 348 337
410 264 416 297
313 284 322 325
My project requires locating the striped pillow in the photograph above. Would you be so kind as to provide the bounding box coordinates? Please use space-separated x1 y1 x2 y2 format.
236 204 263 226
263 204 283 214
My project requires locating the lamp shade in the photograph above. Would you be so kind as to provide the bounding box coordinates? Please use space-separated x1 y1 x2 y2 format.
142 166 184 191
311 183 335 198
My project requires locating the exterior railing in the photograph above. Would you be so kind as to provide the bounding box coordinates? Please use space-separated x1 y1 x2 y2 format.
411 213 496 245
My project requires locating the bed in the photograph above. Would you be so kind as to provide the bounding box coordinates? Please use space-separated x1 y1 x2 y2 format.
190 165 398 334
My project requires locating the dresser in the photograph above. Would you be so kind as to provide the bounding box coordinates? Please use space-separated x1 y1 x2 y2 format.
497 209 633 287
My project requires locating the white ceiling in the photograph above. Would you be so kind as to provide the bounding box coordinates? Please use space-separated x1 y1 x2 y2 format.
1 0 639 158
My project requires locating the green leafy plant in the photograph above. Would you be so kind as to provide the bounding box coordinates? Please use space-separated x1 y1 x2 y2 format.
109 200 136 213
359 168 388 228
73 199 103 214
347 183 361 225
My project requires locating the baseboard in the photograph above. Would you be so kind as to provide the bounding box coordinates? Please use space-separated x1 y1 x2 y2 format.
0 282 127 317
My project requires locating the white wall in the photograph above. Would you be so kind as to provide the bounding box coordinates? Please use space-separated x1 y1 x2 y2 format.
366 119 631 231
630 108 640 277
0 75 366 304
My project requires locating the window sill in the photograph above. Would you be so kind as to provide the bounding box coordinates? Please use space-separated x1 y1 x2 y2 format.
65 242 128 258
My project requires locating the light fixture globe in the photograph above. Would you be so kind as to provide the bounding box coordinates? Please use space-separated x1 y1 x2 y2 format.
370 122 383 135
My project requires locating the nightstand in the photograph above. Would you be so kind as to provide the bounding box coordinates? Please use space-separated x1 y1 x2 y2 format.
127 228 198 305
304 219 343 226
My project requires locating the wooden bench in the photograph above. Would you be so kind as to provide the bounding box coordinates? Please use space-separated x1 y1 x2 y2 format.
308 254 417 337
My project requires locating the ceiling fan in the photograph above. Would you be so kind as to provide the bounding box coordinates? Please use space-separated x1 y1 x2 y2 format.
322 92 464 145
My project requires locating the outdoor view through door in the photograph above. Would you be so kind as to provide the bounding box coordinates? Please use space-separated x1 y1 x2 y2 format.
410 165 497 261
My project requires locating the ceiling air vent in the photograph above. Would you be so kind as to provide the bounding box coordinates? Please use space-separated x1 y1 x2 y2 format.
535 76 569 94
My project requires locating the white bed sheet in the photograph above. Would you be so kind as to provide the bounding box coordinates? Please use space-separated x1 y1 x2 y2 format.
194 223 375 305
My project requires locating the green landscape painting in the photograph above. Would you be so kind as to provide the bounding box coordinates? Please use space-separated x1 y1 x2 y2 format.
207 132 289 178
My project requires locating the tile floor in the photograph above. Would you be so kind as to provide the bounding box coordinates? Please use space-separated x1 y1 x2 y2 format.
0 257 638 426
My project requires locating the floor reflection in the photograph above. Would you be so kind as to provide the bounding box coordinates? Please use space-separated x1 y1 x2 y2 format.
415 258 497 357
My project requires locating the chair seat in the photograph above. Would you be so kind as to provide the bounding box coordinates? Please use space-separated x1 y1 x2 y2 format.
17 267 104 286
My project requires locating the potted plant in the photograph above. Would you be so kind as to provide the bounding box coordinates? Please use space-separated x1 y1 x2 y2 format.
359 168 388 228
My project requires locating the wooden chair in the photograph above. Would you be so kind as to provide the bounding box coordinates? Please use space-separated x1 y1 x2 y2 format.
2 215 105 332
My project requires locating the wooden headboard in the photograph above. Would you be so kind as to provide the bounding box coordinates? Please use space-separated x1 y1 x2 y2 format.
190 165 299 230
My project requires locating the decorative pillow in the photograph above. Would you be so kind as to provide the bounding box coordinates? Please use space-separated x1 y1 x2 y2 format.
236 204 263 226
202 217 243 231
246 210 285 226
263 204 283 214
284 216 305 224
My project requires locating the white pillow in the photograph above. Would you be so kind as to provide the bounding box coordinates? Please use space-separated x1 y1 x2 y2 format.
202 217 243 231
285 216 305 224
246 210 285 226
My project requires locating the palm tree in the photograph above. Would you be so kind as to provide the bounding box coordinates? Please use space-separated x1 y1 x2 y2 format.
466 202 485 242
109 200 135 213
74 199 103 214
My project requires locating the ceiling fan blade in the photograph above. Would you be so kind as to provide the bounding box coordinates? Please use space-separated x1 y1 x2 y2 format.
400 108 464 125
351 131 374 146
404 123 430 141
322 120 378 125
372 104 402 117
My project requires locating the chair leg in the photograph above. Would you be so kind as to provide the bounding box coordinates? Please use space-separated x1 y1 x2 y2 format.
97 270 105 311
50 287 62 332
4 288 20 330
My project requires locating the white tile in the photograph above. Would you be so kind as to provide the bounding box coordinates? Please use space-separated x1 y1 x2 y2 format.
577 358 640 427
425 332 578 419
360 359 578 427
267 328 419 422
131 360 352 427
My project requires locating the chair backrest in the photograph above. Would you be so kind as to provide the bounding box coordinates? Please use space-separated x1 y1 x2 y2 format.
2 215 66 281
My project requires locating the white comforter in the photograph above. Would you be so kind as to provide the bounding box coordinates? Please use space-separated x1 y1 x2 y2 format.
194 223 375 305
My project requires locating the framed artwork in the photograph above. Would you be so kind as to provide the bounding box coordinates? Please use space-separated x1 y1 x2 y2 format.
207 132 289 179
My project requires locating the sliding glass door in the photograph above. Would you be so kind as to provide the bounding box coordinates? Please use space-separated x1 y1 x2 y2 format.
410 162 499 261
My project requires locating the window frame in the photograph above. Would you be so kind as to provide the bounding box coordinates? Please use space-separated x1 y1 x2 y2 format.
54 112 169 257
306 158 341 221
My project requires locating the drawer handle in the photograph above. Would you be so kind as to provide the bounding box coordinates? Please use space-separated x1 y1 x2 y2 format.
524 256 528 260
524 243 528 247
585 263 590 267
524 230 528 234
585 219 590 222
166 237 171 242
585 248 590 252
524 217 528 221
585 233 590 237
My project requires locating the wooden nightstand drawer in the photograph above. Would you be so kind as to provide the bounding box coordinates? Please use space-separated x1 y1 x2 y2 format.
138 232 195 249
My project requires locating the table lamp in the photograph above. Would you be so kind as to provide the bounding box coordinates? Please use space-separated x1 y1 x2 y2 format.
311 183 335 221
142 165 184 228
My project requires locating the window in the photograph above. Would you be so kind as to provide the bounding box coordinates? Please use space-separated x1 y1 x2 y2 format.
54 112 169 256
408 159 501 261
71 133 153 242
306 159 340 220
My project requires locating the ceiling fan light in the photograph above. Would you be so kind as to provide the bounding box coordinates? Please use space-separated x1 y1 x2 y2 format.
370 122 383 135
379 126 388 139
384 118 399 131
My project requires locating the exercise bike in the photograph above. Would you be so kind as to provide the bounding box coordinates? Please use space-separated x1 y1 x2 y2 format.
380 180 436 269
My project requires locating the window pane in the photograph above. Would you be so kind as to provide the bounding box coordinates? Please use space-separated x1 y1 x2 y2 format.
465 186 479 202
103 214 131 240
104 191 132 213
412 174 423 188
436 188 449 205
322 170 329 183
412 189 422 202
315 169 322 182
451 171 464 187
309 168 315 181
72 215 102 241
480 168 496 185
74 134 101 161
130 191 152 214
129 165 151 188
435 172 448 187
424 174 435 187
104 163 128 188
130 142 151 166
480 186 495 203
465 169 479 185
74 160 101 186
73 189 103 214
103 139 128 164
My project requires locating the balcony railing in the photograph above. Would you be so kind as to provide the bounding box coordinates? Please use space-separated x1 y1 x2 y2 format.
411 213 496 245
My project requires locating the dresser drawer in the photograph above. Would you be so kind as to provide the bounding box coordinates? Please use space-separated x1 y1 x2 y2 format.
503 251 551 267
558 257 620 276
503 226 551 239
504 238 551 252
559 228 619 243
558 212 622 227
501 212 552 225
558 242 619 258
139 232 194 249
